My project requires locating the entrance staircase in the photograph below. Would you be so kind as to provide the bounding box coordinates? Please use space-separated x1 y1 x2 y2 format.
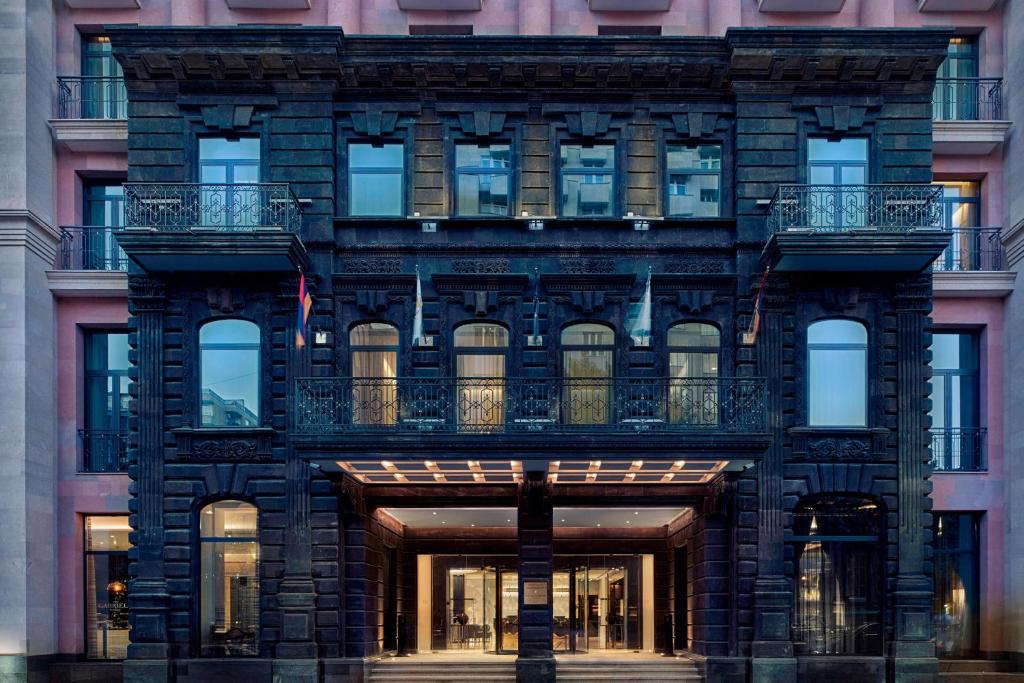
555 654 702 682
368 657 517 683
939 660 1024 682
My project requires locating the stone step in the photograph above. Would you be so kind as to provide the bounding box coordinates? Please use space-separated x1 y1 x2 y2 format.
941 661 1019 673
369 676 516 682
939 675 1024 683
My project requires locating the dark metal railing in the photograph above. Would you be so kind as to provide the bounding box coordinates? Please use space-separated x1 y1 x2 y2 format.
933 78 1003 121
930 427 986 472
294 376 767 435
123 183 302 233
56 76 127 119
767 184 943 234
933 227 1003 272
58 225 129 271
80 429 129 473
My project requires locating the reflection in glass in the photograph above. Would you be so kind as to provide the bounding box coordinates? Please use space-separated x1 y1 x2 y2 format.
200 320 260 427
81 36 127 119
807 138 869 230
561 144 615 217
350 323 399 426
199 137 261 229
808 320 868 426
83 183 127 270
562 324 614 425
928 333 980 470
85 516 131 659
667 145 721 217
456 144 511 216
668 323 720 425
934 181 982 271
455 323 509 430
792 497 882 656
349 143 404 216
84 332 131 472
933 513 980 657
934 37 979 121
200 501 259 657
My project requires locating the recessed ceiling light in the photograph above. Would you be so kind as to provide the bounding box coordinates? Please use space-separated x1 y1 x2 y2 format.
441 521 447 524
471 524 476 527
634 511 639 515
432 511 437 515
561 519 566 523
596 523 601 527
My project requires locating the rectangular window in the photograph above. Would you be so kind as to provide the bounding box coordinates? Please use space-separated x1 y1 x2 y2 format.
84 515 131 659
80 35 126 119
83 331 131 472
934 181 984 271
81 182 127 270
198 137 262 229
455 144 511 217
666 144 721 218
349 143 405 216
933 513 980 658
934 36 980 121
807 137 869 230
929 332 982 471
560 144 615 217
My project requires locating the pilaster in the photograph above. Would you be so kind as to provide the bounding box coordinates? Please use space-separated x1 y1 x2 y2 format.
516 466 555 683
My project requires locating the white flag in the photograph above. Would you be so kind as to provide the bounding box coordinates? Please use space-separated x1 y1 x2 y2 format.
412 265 424 347
627 267 652 347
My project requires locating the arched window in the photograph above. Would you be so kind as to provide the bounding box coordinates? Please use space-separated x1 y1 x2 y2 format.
792 496 883 656
199 501 259 657
668 323 720 425
561 323 614 425
200 320 260 427
454 323 509 430
807 319 867 427
350 323 399 426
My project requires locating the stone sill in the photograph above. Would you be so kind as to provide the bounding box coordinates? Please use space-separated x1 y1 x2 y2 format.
933 271 1015 298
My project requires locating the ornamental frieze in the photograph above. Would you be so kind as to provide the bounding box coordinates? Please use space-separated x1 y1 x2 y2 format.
173 427 274 462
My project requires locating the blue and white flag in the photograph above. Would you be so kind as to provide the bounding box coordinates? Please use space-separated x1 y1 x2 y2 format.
627 267 652 346
412 265 424 347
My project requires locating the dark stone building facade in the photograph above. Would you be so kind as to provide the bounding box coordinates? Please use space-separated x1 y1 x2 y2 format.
108 25 953 683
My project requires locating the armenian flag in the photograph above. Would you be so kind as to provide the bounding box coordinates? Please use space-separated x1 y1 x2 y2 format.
296 273 313 349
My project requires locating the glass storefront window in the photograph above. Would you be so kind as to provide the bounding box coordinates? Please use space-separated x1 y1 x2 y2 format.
792 496 883 656
933 513 980 658
200 320 260 427
199 501 260 657
85 515 131 659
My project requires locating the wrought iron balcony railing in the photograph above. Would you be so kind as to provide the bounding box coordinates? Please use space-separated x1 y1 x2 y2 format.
56 76 127 119
930 427 986 472
58 225 129 271
123 183 302 233
767 184 943 234
80 429 129 473
933 227 1003 272
933 78 1003 121
294 376 767 435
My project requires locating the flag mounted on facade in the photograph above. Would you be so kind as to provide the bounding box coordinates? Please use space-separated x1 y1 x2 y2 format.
742 270 769 346
412 265 424 347
295 273 313 349
626 267 652 347
530 267 542 345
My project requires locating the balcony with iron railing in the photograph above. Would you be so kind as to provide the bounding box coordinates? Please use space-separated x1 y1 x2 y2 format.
930 427 986 472
294 376 767 438
933 227 1003 272
80 429 129 473
114 183 309 272
57 226 129 271
50 77 128 152
932 78 1010 155
762 184 951 272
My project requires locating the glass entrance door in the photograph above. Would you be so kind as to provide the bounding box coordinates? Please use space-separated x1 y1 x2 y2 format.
430 556 517 653
553 566 589 653
499 570 518 652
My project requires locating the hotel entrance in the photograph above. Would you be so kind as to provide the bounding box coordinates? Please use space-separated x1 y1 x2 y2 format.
553 556 644 653
429 555 519 653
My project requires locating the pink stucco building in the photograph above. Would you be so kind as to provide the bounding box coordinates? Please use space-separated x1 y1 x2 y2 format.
0 0 1014 680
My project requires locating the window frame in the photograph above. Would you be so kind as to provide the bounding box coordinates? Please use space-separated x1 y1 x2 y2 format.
345 140 407 218
452 141 514 218
558 142 618 218
664 144 723 218
929 330 982 470
82 329 131 473
198 319 262 429
932 511 981 658
83 514 131 661
806 318 869 428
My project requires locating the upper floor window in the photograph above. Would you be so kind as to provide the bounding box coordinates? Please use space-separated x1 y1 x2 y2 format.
792 496 883 656
350 323 399 426
935 37 980 121
199 501 259 657
81 182 127 271
808 137 867 186
455 144 511 217
666 145 721 218
84 515 131 660
348 143 404 216
81 35 126 119
200 320 260 428
929 332 981 471
560 144 615 217
199 138 261 229
807 319 867 427
562 323 614 425
668 323 720 425
454 323 510 430
83 331 131 472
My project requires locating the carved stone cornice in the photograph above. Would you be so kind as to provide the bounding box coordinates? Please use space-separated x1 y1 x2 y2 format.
432 273 529 293
540 273 636 293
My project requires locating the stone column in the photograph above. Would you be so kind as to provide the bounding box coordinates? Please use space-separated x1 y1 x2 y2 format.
124 277 171 683
750 280 797 682
516 466 554 683
890 278 938 683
